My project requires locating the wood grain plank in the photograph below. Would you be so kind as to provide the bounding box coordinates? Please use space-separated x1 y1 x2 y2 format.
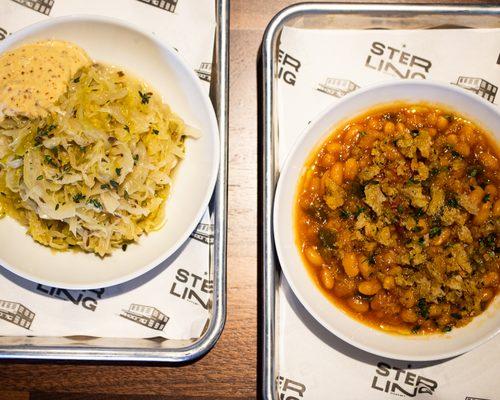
0 392 29 400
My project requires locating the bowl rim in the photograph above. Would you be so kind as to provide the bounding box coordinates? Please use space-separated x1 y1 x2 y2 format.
0 14 220 289
273 79 500 361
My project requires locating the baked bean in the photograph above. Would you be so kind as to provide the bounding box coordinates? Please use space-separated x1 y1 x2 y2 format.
319 152 335 168
479 288 494 303
358 279 382 296
359 257 374 280
344 158 358 180
428 304 442 318
469 187 485 208
320 268 335 290
494 200 500 217
326 141 342 158
400 309 418 323
436 116 449 130
482 271 499 288
428 127 437 137
346 296 369 313
384 121 395 135
399 289 417 308
330 162 344 185
480 152 498 170
382 276 395 290
473 202 491 225
305 246 323 267
333 277 357 298
455 142 470 157
446 134 458 145
485 184 497 197
342 252 359 278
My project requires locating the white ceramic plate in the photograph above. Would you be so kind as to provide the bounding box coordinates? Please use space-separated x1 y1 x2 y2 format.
274 80 500 361
0 16 219 289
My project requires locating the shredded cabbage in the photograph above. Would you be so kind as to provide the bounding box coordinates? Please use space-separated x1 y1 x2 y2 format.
0 63 190 256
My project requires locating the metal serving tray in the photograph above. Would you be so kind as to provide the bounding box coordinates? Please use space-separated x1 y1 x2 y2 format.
0 0 228 363
261 3 500 398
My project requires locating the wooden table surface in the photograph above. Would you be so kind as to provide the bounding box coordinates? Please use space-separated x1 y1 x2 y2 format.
0 1 493 399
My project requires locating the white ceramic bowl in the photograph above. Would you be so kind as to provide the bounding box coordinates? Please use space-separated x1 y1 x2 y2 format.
274 80 500 361
0 16 219 289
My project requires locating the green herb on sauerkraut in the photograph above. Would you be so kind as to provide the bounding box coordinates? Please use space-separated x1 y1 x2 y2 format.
0 63 193 256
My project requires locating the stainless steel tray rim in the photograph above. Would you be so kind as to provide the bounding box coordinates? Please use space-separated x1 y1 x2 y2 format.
262 2 500 399
0 0 228 364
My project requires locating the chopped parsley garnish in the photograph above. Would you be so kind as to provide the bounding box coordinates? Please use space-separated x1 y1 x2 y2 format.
122 243 128 251
467 166 481 178
430 167 440 177
451 150 461 158
413 207 424 219
359 131 367 137
73 193 85 203
451 313 462 319
368 254 376 265
339 209 350 219
63 164 71 172
124 125 130 132
44 155 57 167
152 129 159 135
110 180 119 189
133 154 139 162
429 227 442 238
411 325 421 334
100 184 110 190
36 175 43 181
88 198 103 209
417 298 429 319
124 191 130 200
410 129 419 138
444 114 454 122
442 326 452 333
447 197 459 208
115 167 122 176
397 204 404 214
418 237 425 246
139 90 153 104
412 226 423 233
353 206 366 217
80 146 87 153
73 76 80 83
55 204 59 210
483 194 491 203
406 177 418 185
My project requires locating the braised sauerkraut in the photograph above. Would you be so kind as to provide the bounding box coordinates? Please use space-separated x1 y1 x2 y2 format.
0 63 190 256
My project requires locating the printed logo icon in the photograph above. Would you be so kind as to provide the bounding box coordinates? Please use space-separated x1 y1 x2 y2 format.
277 376 306 400
190 222 214 245
452 76 497 104
0 300 35 329
278 49 301 86
136 0 177 13
365 41 432 79
195 62 212 83
0 27 9 41
120 304 169 331
371 362 438 397
10 0 54 15
317 77 360 98
169 268 213 309
36 284 105 312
